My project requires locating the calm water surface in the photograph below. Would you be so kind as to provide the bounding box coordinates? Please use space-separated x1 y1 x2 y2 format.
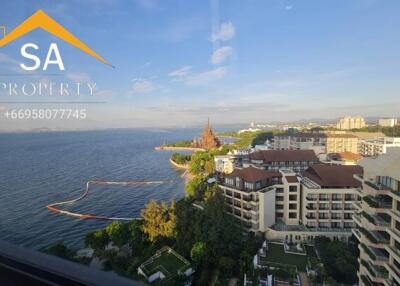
0 128 201 250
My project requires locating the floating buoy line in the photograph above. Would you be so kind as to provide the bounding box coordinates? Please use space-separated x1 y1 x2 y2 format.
46 179 172 221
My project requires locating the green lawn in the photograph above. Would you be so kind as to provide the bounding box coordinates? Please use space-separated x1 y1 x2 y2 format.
260 243 314 271
143 250 189 276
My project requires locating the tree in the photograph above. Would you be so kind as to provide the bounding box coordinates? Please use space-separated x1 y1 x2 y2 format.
185 175 207 198
189 151 214 175
140 200 176 242
190 242 207 265
46 242 74 259
85 229 109 250
106 221 130 247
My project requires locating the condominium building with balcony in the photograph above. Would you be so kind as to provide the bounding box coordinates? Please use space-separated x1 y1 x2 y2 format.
353 148 400 286
359 137 400 157
245 149 320 173
336 116 366 130
218 163 363 242
218 166 281 232
301 164 362 234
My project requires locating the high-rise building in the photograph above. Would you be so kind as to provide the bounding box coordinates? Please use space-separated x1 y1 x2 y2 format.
336 116 366 130
353 148 400 286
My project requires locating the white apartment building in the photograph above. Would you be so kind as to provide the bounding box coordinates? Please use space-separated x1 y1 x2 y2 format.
359 137 400 157
336 116 366 130
379 118 398 127
353 148 400 286
214 155 235 174
218 164 363 242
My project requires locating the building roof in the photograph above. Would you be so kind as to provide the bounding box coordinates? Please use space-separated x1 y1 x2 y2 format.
301 164 363 188
285 176 299 183
225 166 281 182
328 152 362 162
249 150 319 162
359 148 400 181
325 133 358 139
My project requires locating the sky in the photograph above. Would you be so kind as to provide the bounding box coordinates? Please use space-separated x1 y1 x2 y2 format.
0 0 400 130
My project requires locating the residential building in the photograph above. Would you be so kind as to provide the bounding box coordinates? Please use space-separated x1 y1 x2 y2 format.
245 149 320 172
379 118 398 127
218 166 281 232
301 164 362 233
326 133 359 154
359 137 400 157
273 133 359 155
214 155 235 174
353 148 400 286
218 164 362 242
336 116 366 130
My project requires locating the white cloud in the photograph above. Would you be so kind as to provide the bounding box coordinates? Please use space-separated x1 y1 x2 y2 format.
210 46 232 65
66 72 91 82
211 22 235 42
132 78 156 94
168 66 192 79
185 67 228 86
285 5 293 10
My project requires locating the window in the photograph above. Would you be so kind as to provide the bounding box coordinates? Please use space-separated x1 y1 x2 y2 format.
289 186 297 192
289 194 297 201
289 212 297 218
225 178 234 185
289 203 297 210
244 181 254 190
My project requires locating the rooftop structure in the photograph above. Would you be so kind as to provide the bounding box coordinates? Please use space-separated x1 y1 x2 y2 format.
246 149 319 172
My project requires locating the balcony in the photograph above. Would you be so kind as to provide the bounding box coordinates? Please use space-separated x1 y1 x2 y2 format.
363 196 392 209
306 196 317 201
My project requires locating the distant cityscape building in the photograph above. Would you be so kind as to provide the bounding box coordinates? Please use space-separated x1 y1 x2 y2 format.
359 137 400 157
191 119 221 150
378 117 398 127
273 132 359 155
336 116 366 130
353 148 400 286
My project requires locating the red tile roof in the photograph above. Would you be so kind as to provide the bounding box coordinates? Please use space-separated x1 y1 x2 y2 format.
249 150 319 162
302 164 363 188
225 166 281 182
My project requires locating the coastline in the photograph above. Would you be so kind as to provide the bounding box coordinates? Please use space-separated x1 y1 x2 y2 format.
154 146 205 152
169 158 193 184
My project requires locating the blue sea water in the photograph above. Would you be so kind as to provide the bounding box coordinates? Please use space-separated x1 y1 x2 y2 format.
0 128 201 250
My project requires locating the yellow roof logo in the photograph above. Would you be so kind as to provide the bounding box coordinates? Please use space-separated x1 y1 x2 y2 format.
0 10 113 67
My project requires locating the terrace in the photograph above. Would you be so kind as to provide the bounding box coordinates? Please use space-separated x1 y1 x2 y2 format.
258 242 317 272
137 247 193 283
